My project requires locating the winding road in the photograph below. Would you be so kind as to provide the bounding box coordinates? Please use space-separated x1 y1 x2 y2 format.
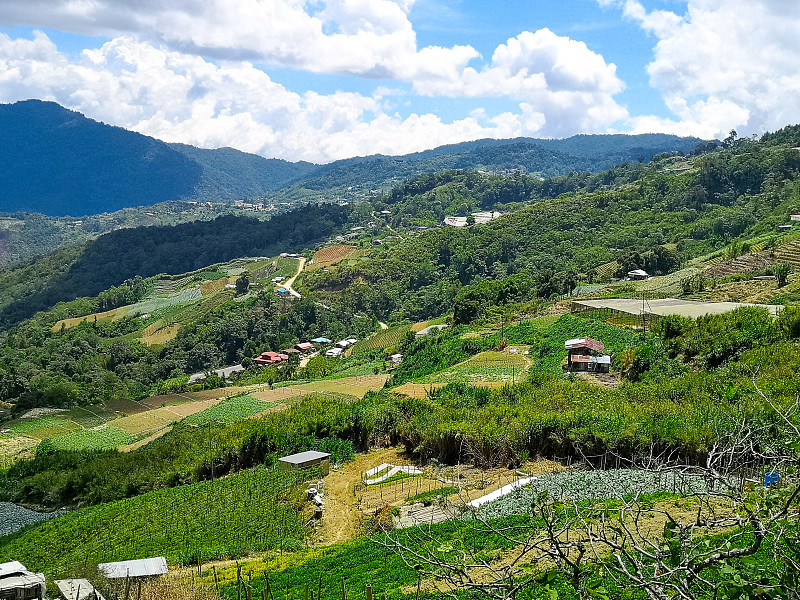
283 257 306 298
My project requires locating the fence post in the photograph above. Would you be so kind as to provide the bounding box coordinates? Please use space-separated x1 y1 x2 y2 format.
341 578 347 600
366 584 373 600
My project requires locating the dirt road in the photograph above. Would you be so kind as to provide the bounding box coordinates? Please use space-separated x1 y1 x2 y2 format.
284 257 306 298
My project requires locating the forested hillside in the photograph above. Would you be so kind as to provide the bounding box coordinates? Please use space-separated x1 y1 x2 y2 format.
303 128 800 322
0 100 314 216
0 204 351 327
0 100 704 219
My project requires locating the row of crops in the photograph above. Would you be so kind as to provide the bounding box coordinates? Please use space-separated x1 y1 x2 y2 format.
184 395 276 426
351 324 411 355
0 502 66 537
0 466 311 574
475 469 707 520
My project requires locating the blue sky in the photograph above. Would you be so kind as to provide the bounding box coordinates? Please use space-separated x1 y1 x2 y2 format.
0 0 797 162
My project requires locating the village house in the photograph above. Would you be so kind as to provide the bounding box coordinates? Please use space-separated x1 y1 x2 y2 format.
564 337 612 373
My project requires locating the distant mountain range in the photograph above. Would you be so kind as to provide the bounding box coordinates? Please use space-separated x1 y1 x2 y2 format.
0 100 708 218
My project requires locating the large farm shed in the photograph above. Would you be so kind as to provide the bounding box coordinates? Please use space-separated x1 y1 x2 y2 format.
0 561 45 600
279 450 331 475
571 298 782 329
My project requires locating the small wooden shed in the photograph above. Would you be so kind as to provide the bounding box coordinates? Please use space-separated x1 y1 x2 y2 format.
278 451 331 476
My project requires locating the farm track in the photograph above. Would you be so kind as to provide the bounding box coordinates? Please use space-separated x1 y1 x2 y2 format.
284 257 306 298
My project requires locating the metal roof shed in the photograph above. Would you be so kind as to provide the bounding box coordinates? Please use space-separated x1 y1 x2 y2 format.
279 450 331 475
98 557 167 580
0 562 46 600
54 579 106 600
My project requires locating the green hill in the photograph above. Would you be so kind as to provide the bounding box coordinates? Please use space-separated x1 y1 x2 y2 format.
0 100 315 217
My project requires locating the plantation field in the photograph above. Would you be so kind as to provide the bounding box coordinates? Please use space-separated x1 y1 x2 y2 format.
48 425 135 451
183 395 276 426
392 380 510 398
138 322 182 346
410 316 449 333
292 374 389 398
7 416 82 439
248 387 313 403
199 276 234 295
313 244 356 265
0 435 38 467
113 400 222 434
0 466 309 576
50 305 129 331
351 324 410 355
415 350 531 385
51 287 203 333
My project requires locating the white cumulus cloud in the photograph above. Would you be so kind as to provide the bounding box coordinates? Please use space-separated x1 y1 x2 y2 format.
603 0 800 138
0 32 526 162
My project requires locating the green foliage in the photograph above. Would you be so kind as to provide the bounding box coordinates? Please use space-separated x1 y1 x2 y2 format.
183 394 275 426
48 426 136 451
0 203 351 329
1 394 355 508
0 466 308 575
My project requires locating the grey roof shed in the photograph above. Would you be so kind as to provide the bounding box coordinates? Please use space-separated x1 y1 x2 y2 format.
98 557 167 580
279 451 331 475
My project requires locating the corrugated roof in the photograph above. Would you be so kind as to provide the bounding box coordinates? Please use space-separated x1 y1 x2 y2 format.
0 572 46 594
0 561 27 579
98 557 168 579
564 337 605 352
279 450 331 464
55 579 107 600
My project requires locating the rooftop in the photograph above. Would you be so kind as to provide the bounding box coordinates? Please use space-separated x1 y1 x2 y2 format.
98 557 168 579
279 450 331 464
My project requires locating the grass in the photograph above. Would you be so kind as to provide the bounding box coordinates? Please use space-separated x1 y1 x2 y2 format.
0 466 309 577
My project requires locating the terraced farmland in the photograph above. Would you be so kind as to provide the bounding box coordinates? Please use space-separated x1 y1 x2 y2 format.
414 350 531 385
292 374 389 398
351 324 410 355
48 425 136 451
183 395 276 426
7 416 82 439
313 244 356 265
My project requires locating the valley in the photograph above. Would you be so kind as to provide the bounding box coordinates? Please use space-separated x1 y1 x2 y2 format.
1 121 800 600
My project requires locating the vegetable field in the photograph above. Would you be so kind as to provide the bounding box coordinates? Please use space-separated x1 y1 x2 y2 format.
351 324 410 355
49 425 136 451
183 394 276 426
476 469 707 520
0 466 311 575
416 350 531 385
313 244 356 262
7 416 81 439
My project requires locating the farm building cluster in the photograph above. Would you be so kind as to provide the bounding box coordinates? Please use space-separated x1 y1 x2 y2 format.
253 337 358 366
0 558 168 600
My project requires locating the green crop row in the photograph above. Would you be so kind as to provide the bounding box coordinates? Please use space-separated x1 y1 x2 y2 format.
0 465 310 577
184 395 275 426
